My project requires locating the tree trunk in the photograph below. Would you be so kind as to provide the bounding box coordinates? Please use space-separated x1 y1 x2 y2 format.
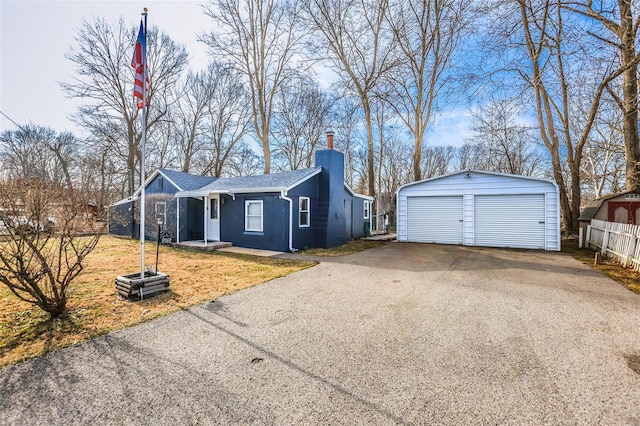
363 99 375 198
569 163 581 233
413 125 423 181
620 0 640 190
261 131 271 175
549 151 573 232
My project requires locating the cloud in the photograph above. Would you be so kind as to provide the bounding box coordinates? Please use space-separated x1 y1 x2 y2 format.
425 108 474 147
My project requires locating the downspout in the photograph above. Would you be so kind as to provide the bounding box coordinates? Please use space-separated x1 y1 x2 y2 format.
280 190 297 253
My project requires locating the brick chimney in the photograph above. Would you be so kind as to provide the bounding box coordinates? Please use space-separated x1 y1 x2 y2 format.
326 131 334 150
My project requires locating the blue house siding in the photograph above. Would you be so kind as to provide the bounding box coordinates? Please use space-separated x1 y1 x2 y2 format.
351 197 370 239
314 150 349 248
109 201 135 238
288 175 320 250
219 193 289 252
109 171 199 242
140 173 179 241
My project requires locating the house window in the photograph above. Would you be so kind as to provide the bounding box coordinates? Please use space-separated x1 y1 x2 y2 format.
155 201 167 225
299 197 310 227
364 201 370 219
158 177 163 190
210 198 218 219
245 200 263 232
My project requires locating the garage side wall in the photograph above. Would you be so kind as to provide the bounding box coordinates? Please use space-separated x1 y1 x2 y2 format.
396 172 560 251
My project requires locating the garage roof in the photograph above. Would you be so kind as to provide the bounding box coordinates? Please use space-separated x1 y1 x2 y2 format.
396 170 558 194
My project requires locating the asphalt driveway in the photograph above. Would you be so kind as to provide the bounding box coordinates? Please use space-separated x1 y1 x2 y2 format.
1 243 639 424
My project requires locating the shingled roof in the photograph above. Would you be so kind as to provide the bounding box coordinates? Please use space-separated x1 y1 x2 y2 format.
179 167 322 196
578 190 638 221
159 169 217 191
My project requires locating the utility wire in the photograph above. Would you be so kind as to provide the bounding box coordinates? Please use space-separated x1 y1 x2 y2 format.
0 110 26 131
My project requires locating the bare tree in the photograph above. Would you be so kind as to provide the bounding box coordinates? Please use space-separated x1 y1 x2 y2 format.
0 125 55 182
485 0 625 232
201 0 303 174
62 17 188 196
0 125 80 190
332 97 365 188
422 145 456 178
174 70 211 173
302 0 398 197
563 0 640 191
271 77 334 170
386 0 471 181
379 137 413 214
467 98 545 176
224 141 265 177
199 63 252 177
581 102 626 198
0 178 106 318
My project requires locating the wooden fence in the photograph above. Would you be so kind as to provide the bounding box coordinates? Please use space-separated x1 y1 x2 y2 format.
585 219 640 272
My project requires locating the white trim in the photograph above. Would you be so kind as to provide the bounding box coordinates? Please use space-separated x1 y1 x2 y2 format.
175 168 322 199
285 167 322 191
299 196 310 227
110 196 134 207
204 195 208 245
395 170 559 195
133 169 183 198
176 199 180 243
345 184 374 201
245 200 263 232
364 200 371 219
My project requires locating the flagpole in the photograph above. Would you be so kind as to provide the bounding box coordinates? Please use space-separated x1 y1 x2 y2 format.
140 8 148 280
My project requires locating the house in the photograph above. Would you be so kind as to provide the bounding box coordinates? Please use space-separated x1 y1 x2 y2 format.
109 169 216 241
396 170 560 251
109 137 373 252
578 190 640 234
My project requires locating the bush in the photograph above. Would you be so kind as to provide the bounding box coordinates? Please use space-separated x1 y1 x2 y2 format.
0 178 106 318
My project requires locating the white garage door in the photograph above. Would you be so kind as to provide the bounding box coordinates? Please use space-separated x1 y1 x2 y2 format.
475 194 545 249
407 196 463 244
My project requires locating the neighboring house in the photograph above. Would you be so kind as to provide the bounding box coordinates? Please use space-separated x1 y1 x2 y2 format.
578 190 640 234
109 169 216 241
396 170 561 251
109 145 373 252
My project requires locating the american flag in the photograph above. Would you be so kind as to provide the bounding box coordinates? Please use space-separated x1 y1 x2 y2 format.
131 20 149 109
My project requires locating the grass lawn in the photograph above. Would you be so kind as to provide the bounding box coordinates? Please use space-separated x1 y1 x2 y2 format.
0 236 314 369
563 239 640 295
301 239 384 256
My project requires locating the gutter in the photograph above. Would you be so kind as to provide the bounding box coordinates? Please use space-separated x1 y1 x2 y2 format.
279 190 297 253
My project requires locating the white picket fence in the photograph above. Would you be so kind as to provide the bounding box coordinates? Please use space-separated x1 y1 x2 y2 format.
585 219 640 271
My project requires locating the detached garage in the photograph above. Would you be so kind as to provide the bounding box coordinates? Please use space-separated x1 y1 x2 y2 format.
396 171 560 251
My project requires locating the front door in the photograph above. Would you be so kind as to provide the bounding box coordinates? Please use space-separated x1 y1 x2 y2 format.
207 194 220 241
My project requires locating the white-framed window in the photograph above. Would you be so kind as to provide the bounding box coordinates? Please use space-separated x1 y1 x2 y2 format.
210 198 218 219
157 177 164 190
155 201 167 225
364 201 370 219
299 197 310 227
245 200 263 232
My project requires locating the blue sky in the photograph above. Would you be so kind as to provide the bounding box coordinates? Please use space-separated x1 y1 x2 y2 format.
0 0 472 147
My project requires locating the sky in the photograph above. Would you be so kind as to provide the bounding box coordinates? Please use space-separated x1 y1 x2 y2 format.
0 0 472 147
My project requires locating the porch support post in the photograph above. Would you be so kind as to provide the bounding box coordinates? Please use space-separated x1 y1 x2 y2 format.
176 197 180 243
204 195 208 246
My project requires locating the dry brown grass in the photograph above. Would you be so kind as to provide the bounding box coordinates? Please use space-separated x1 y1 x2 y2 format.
301 239 384 256
0 236 314 368
563 239 640 295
